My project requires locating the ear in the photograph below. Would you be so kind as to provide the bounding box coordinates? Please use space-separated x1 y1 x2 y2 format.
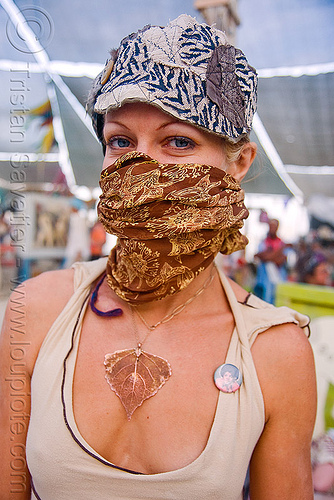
229 142 257 181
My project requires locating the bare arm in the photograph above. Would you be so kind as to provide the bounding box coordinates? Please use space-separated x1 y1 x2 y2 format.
250 323 317 499
0 269 74 499
255 247 286 266
0 283 31 499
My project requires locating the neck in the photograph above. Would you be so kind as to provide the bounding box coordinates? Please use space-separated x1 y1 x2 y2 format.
131 263 217 323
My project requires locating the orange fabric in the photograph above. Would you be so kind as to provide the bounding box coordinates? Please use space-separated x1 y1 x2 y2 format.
90 222 106 257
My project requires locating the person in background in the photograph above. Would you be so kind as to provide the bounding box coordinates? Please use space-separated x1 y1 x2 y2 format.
298 252 332 286
90 220 107 260
254 218 287 303
64 198 90 267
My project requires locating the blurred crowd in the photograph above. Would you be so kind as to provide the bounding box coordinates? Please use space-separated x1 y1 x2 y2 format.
219 213 334 304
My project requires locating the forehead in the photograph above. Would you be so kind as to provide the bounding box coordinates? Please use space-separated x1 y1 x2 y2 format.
105 101 179 124
103 102 225 147
315 262 328 272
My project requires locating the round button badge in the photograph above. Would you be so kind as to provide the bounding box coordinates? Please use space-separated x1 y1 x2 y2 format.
214 363 242 393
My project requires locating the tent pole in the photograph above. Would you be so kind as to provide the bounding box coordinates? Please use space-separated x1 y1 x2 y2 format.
1 0 98 143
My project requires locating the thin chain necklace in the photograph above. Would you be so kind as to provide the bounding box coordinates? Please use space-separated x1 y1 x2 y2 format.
104 265 216 420
132 265 216 332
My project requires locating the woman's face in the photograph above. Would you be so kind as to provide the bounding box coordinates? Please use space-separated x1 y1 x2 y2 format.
102 102 231 173
222 371 233 383
307 262 331 286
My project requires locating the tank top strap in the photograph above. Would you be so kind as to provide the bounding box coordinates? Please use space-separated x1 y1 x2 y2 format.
216 267 310 348
71 257 107 291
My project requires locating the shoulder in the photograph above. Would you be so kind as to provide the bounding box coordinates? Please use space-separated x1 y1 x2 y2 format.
0 268 75 496
252 321 313 369
252 321 316 422
1 268 75 375
226 276 310 338
225 276 314 418
17 267 75 313
20 267 75 326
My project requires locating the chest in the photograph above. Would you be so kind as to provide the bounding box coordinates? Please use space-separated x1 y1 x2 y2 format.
72 306 234 473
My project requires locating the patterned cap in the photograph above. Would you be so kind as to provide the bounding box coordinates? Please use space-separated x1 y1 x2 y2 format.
87 15 258 143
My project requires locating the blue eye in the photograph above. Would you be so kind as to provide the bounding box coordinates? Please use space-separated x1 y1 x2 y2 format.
170 137 195 149
107 137 131 148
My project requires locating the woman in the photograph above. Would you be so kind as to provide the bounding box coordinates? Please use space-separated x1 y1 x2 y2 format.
298 251 331 286
0 15 316 499
214 363 242 393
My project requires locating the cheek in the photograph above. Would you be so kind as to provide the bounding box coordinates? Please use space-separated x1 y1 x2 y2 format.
224 162 245 181
206 150 227 171
102 152 114 171
223 163 241 180
224 164 236 176
102 155 110 169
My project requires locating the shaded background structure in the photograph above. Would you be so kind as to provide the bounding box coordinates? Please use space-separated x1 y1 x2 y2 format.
0 0 333 201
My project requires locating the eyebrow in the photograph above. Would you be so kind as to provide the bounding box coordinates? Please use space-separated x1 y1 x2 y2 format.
104 120 196 137
157 120 195 131
104 120 131 131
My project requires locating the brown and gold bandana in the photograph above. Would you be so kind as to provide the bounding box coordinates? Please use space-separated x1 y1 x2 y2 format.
98 151 249 303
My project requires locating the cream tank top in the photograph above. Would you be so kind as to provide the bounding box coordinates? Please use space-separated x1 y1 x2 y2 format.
26 258 309 500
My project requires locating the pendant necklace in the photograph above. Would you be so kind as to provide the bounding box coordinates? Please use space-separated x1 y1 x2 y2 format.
104 266 216 420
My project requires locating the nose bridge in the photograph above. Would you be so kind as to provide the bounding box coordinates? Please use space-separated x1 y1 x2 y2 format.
135 137 157 160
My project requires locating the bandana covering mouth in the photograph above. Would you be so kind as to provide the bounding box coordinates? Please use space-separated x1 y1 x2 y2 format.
98 151 249 303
